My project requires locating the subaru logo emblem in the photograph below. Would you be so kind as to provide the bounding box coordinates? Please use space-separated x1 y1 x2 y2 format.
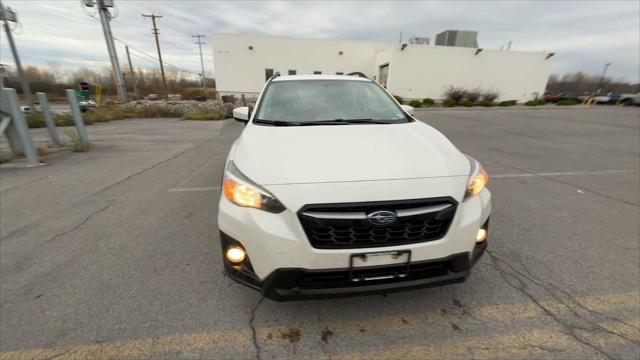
367 210 397 225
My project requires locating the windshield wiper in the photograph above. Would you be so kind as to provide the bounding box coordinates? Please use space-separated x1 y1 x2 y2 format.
302 119 392 125
253 119 303 126
254 118 394 126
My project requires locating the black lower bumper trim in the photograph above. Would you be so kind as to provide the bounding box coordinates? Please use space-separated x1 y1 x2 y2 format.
263 266 470 301
220 232 487 301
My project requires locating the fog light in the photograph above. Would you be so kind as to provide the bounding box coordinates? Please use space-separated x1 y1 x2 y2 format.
226 246 246 263
476 228 488 243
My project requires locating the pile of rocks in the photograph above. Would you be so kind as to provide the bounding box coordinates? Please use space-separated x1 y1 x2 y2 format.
122 99 242 118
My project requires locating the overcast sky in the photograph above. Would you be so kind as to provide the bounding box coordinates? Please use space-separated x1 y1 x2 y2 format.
1 0 639 82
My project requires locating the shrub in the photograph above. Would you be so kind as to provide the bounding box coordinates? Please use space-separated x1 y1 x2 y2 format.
393 95 404 104
26 112 46 128
54 114 75 127
498 100 518 107
422 98 435 107
183 110 226 121
444 86 466 104
24 105 183 129
461 100 474 107
179 88 205 100
525 100 538 106
65 129 89 152
442 99 456 107
82 106 181 123
465 89 482 104
408 100 422 108
557 99 578 106
480 100 494 107
481 90 499 103
535 99 547 106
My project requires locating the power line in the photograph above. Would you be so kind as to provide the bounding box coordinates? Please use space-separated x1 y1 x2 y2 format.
112 37 198 75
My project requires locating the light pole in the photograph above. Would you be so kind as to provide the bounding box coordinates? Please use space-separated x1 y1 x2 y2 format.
596 62 612 94
0 1 34 109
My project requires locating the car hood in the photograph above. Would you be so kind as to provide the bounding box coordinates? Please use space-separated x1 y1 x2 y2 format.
231 121 470 185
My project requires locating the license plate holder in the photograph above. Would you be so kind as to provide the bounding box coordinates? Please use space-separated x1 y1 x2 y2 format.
349 250 411 282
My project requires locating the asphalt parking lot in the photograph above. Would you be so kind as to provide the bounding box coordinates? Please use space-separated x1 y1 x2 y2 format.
1 106 639 359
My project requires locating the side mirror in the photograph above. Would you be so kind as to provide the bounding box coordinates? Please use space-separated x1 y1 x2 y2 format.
400 104 414 116
233 106 250 123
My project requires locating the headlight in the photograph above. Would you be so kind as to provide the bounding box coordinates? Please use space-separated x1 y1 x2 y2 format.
223 161 286 213
464 155 488 201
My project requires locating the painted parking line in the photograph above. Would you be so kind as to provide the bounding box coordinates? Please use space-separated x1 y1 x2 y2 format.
1 291 637 360
333 319 640 360
492 169 635 179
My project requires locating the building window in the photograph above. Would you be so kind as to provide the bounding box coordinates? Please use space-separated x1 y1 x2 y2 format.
336 72 344 75
265 68 274 81
288 70 296 75
378 64 389 88
313 71 322 74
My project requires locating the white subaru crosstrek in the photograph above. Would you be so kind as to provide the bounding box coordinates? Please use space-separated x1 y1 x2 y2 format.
218 73 491 301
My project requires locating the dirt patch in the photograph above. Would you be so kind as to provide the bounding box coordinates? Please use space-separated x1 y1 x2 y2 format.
321 328 334 343
279 328 301 343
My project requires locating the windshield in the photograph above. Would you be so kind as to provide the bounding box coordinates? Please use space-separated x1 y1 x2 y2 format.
254 80 409 124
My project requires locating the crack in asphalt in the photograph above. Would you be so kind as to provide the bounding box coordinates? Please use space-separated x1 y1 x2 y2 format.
0 175 50 193
45 201 113 243
2 140 216 243
249 296 266 360
86 142 204 199
486 249 639 360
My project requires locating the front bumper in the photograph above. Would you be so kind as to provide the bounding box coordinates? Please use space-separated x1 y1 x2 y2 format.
218 176 491 300
222 230 487 301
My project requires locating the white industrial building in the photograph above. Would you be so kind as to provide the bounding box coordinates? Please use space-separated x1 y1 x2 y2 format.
212 33 554 102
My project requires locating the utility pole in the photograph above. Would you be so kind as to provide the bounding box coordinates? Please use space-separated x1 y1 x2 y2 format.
0 0 34 109
142 13 167 95
87 0 128 103
192 34 207 98
124 45 138 98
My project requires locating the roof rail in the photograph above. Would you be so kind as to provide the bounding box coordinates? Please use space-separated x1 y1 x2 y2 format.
347 72 368 79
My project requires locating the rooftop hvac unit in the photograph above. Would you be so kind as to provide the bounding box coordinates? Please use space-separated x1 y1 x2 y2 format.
435 30 478 48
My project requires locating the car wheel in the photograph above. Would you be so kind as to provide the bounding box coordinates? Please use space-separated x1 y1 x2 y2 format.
621 98 632 106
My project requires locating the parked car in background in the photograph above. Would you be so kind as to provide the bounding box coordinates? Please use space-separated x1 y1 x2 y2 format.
606 94 621 104
593 95 611 104
559 92 579 101
543 92 560 102
618 93 640 106
79 99 97 112
576 93 591 102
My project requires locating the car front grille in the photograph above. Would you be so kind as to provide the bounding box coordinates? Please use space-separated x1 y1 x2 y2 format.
298 198 457 249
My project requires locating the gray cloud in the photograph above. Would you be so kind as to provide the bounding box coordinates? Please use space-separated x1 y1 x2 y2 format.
1 0 638 82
